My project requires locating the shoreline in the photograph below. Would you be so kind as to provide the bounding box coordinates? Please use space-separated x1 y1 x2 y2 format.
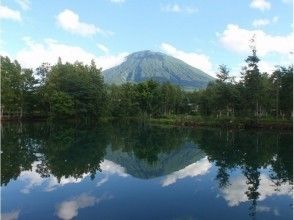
147 117 293 130
1 115 292 130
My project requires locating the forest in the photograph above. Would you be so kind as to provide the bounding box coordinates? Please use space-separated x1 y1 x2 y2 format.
1 48 293 125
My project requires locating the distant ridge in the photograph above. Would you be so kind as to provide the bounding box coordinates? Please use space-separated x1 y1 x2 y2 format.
103 50 214 90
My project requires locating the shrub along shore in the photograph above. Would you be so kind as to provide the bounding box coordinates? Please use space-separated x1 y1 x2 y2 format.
2 115 292 130
148 116 292 130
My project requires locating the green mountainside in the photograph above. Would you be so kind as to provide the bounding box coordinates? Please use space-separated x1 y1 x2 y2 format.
103 50 214 90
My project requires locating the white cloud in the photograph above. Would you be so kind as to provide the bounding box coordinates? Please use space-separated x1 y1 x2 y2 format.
57 194 97 220
250 0 271 11
109 0 125 3
221 173 292 207
56 9 109 37
161 3 198 14
256 205 271 212
258 60 276 73
161 157 212 187
0 5 21 21
255 205 281 216
16 38 128 70
97 44 109 54
96 176 109 187
252 17 279 27
46 174 89 192
18 161 90 193
252 19 270 27
19 164 45 193
281 0 292 4
95 53 128 70
1 210 21 220
160 42 214 74
272 16 279 23
100 160 128 177
219 24 294 56
56 193 113 220
15 0 30 11
14 158 129 194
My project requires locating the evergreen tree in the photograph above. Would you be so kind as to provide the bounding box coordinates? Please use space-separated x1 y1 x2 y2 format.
241 36 263 117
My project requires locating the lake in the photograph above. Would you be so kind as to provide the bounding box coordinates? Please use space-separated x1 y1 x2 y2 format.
1 121 293 220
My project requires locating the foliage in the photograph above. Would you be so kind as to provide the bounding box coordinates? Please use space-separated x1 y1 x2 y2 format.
0 47 293 121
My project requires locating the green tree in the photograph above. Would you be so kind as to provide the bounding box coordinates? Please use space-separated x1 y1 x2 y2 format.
1 56 22 118
240 37 263 117
216 64 230 83
43 60 107 118
279 66 293 118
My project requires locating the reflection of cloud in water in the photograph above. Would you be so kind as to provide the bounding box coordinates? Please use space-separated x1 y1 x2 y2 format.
256 205 271 212
18 160 127 193
97 176 109 187
19 162 89 193
256 205 281 216
161 157 212 187
1 209 20 220
19 163 44 193
221 174 292 207
56 193 113 220
100 160 128 177
46 174 89 192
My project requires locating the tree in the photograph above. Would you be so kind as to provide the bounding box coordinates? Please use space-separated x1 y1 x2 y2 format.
216 64 230 83
278 66 293 118
160 82 183 115
241 36 263 117
108 83 140 117
136 80 161 117
43 60 107 118
1 56 24 119
20 68 38 118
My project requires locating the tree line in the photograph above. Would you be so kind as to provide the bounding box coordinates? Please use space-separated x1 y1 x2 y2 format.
1 47 292 120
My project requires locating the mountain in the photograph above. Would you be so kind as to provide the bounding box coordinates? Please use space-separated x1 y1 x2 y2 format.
103 50 214 90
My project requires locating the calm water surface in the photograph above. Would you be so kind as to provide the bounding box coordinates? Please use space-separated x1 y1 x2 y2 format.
1 122 293 220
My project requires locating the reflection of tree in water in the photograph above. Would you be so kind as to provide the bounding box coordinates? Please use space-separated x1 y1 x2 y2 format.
243 166 260 220
189 129 237 189
110 121 189 164
192 128 292 219
36 123 111 181
269 133 293 189
1 122 41 185
1 121 190 184
1 122 111 185
216 166 230 189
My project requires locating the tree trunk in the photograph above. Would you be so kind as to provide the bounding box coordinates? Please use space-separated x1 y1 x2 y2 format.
276 89 279 119
255 101 259 118
0 105 3 120
226 105 229 117
20 107 23 120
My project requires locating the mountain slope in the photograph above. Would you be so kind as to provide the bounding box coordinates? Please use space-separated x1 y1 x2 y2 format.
103 50 214 90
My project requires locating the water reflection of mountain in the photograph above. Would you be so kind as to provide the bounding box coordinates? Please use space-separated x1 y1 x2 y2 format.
104 142 205 179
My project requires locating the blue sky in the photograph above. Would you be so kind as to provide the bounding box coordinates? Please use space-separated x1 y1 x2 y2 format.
0 0 293 77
